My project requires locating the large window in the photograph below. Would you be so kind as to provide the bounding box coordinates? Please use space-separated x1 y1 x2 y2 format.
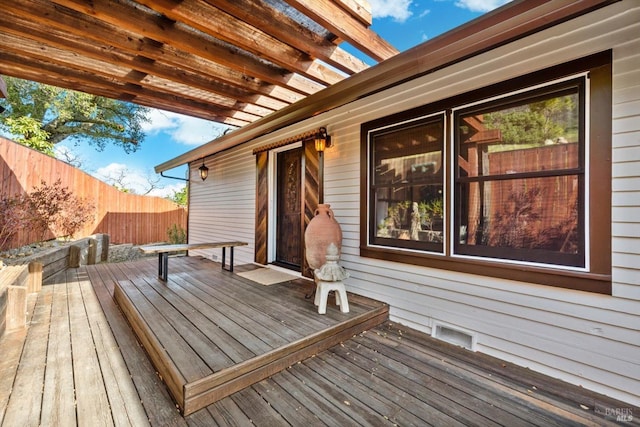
455 81 584 267
360 52 612 293
370 115 445 253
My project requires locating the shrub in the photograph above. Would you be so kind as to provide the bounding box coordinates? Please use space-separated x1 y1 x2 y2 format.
167 224 186 244
0 194 30 251
26 180 95 242
53 196 95 240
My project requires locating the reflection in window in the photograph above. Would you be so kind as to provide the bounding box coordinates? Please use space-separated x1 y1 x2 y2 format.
455 83 584 266
370 115 444 252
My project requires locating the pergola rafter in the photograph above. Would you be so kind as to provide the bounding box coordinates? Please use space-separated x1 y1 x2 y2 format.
0 0 398 126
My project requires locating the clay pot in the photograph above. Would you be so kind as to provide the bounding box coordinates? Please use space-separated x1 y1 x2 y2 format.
304 204 342 270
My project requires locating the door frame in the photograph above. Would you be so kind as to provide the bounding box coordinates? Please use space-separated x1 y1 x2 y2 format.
267 142 303 264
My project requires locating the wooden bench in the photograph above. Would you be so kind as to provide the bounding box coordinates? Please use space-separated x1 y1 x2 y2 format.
138 242 248 281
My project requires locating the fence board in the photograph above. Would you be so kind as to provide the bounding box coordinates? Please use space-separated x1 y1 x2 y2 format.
1 137 186 248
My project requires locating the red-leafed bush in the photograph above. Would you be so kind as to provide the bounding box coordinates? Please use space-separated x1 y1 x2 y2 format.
0 180 95 250
0 193 30 251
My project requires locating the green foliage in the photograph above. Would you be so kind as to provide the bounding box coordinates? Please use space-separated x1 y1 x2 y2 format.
168 186 188 206
418 198 444 230
0 77 150 154
484 95 577 146
387 200 410 228
26 180 95 242
167 224 186 244
3 116 54 155
114 185 132 194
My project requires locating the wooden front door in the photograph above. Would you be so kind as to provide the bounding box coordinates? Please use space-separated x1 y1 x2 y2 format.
275 147 303 270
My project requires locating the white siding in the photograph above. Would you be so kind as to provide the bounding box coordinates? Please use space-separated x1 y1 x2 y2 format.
188 145 257 264
188 1 640 406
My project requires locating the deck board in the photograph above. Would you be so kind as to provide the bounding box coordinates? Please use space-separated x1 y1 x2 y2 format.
336 334 513 427
1 256 637 426
363 329 544 426
76 269 151 427
41 280 76 426
266 369 359 426
67 269 115 427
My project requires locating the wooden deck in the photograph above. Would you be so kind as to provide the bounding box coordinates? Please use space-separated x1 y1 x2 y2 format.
1 256 637 426
111 256 387 414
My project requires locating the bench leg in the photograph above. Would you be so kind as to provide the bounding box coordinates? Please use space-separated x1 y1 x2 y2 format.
158 252 169 281
221 247 235 272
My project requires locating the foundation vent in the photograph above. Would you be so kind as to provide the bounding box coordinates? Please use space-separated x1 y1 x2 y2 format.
432 322 476 351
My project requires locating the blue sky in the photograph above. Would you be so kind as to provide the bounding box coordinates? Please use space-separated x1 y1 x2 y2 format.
54 0 510 198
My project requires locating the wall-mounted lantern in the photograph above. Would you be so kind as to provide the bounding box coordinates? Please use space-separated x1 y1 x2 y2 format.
198 158 209 181
314 127 332 152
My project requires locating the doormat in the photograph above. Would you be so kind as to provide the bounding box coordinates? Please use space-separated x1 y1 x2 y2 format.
236 268 299 286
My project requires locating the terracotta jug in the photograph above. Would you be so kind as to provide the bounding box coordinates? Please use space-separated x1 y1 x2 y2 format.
304 204 343 270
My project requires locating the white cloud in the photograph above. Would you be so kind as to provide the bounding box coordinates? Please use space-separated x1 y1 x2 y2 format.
369 0 413 22
454 0 511 13
143 109 230 146
94 162 173 197
148 181 186 199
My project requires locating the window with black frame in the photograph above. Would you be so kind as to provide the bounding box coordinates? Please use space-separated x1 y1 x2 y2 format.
454 79 585 267
369 114 445 252
361 51 611 293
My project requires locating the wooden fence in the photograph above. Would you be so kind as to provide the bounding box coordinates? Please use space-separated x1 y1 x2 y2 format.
1 137 186 248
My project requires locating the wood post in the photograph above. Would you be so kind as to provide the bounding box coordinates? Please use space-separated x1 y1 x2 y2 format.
6 285 26 331
101 234 110 262
69 245 83 268
28 262 42 293
88 238 97 265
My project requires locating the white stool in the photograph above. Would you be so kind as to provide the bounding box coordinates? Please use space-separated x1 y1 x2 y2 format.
314 280 349 314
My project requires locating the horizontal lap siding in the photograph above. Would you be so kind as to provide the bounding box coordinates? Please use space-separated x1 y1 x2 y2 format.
188 147 256 264
188 1 640 406
326 2 640 407
612 37 640 301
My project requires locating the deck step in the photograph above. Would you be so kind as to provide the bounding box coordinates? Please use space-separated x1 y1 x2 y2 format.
113 276 388 415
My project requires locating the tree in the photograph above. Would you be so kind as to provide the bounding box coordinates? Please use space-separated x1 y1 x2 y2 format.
168 185 188 206
0 77 149 154
99 166 163 195
484 94 577 146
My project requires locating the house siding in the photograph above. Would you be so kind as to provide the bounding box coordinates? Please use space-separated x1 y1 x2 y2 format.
188 1 640 406
188 146 257 264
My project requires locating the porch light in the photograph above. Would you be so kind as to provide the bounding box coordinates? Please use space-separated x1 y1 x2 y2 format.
314 127 332 152
198 158 209 181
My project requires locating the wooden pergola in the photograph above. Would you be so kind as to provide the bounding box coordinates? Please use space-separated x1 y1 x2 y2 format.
0 0 398 127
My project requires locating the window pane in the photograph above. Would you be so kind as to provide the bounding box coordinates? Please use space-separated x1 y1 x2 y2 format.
457 176 583 266
374 185 444 243
371 117 444 250
374 121 443 185
458 90 580 178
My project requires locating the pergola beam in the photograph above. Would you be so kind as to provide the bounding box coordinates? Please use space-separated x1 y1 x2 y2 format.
284 0 398 62
0 0 396 127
